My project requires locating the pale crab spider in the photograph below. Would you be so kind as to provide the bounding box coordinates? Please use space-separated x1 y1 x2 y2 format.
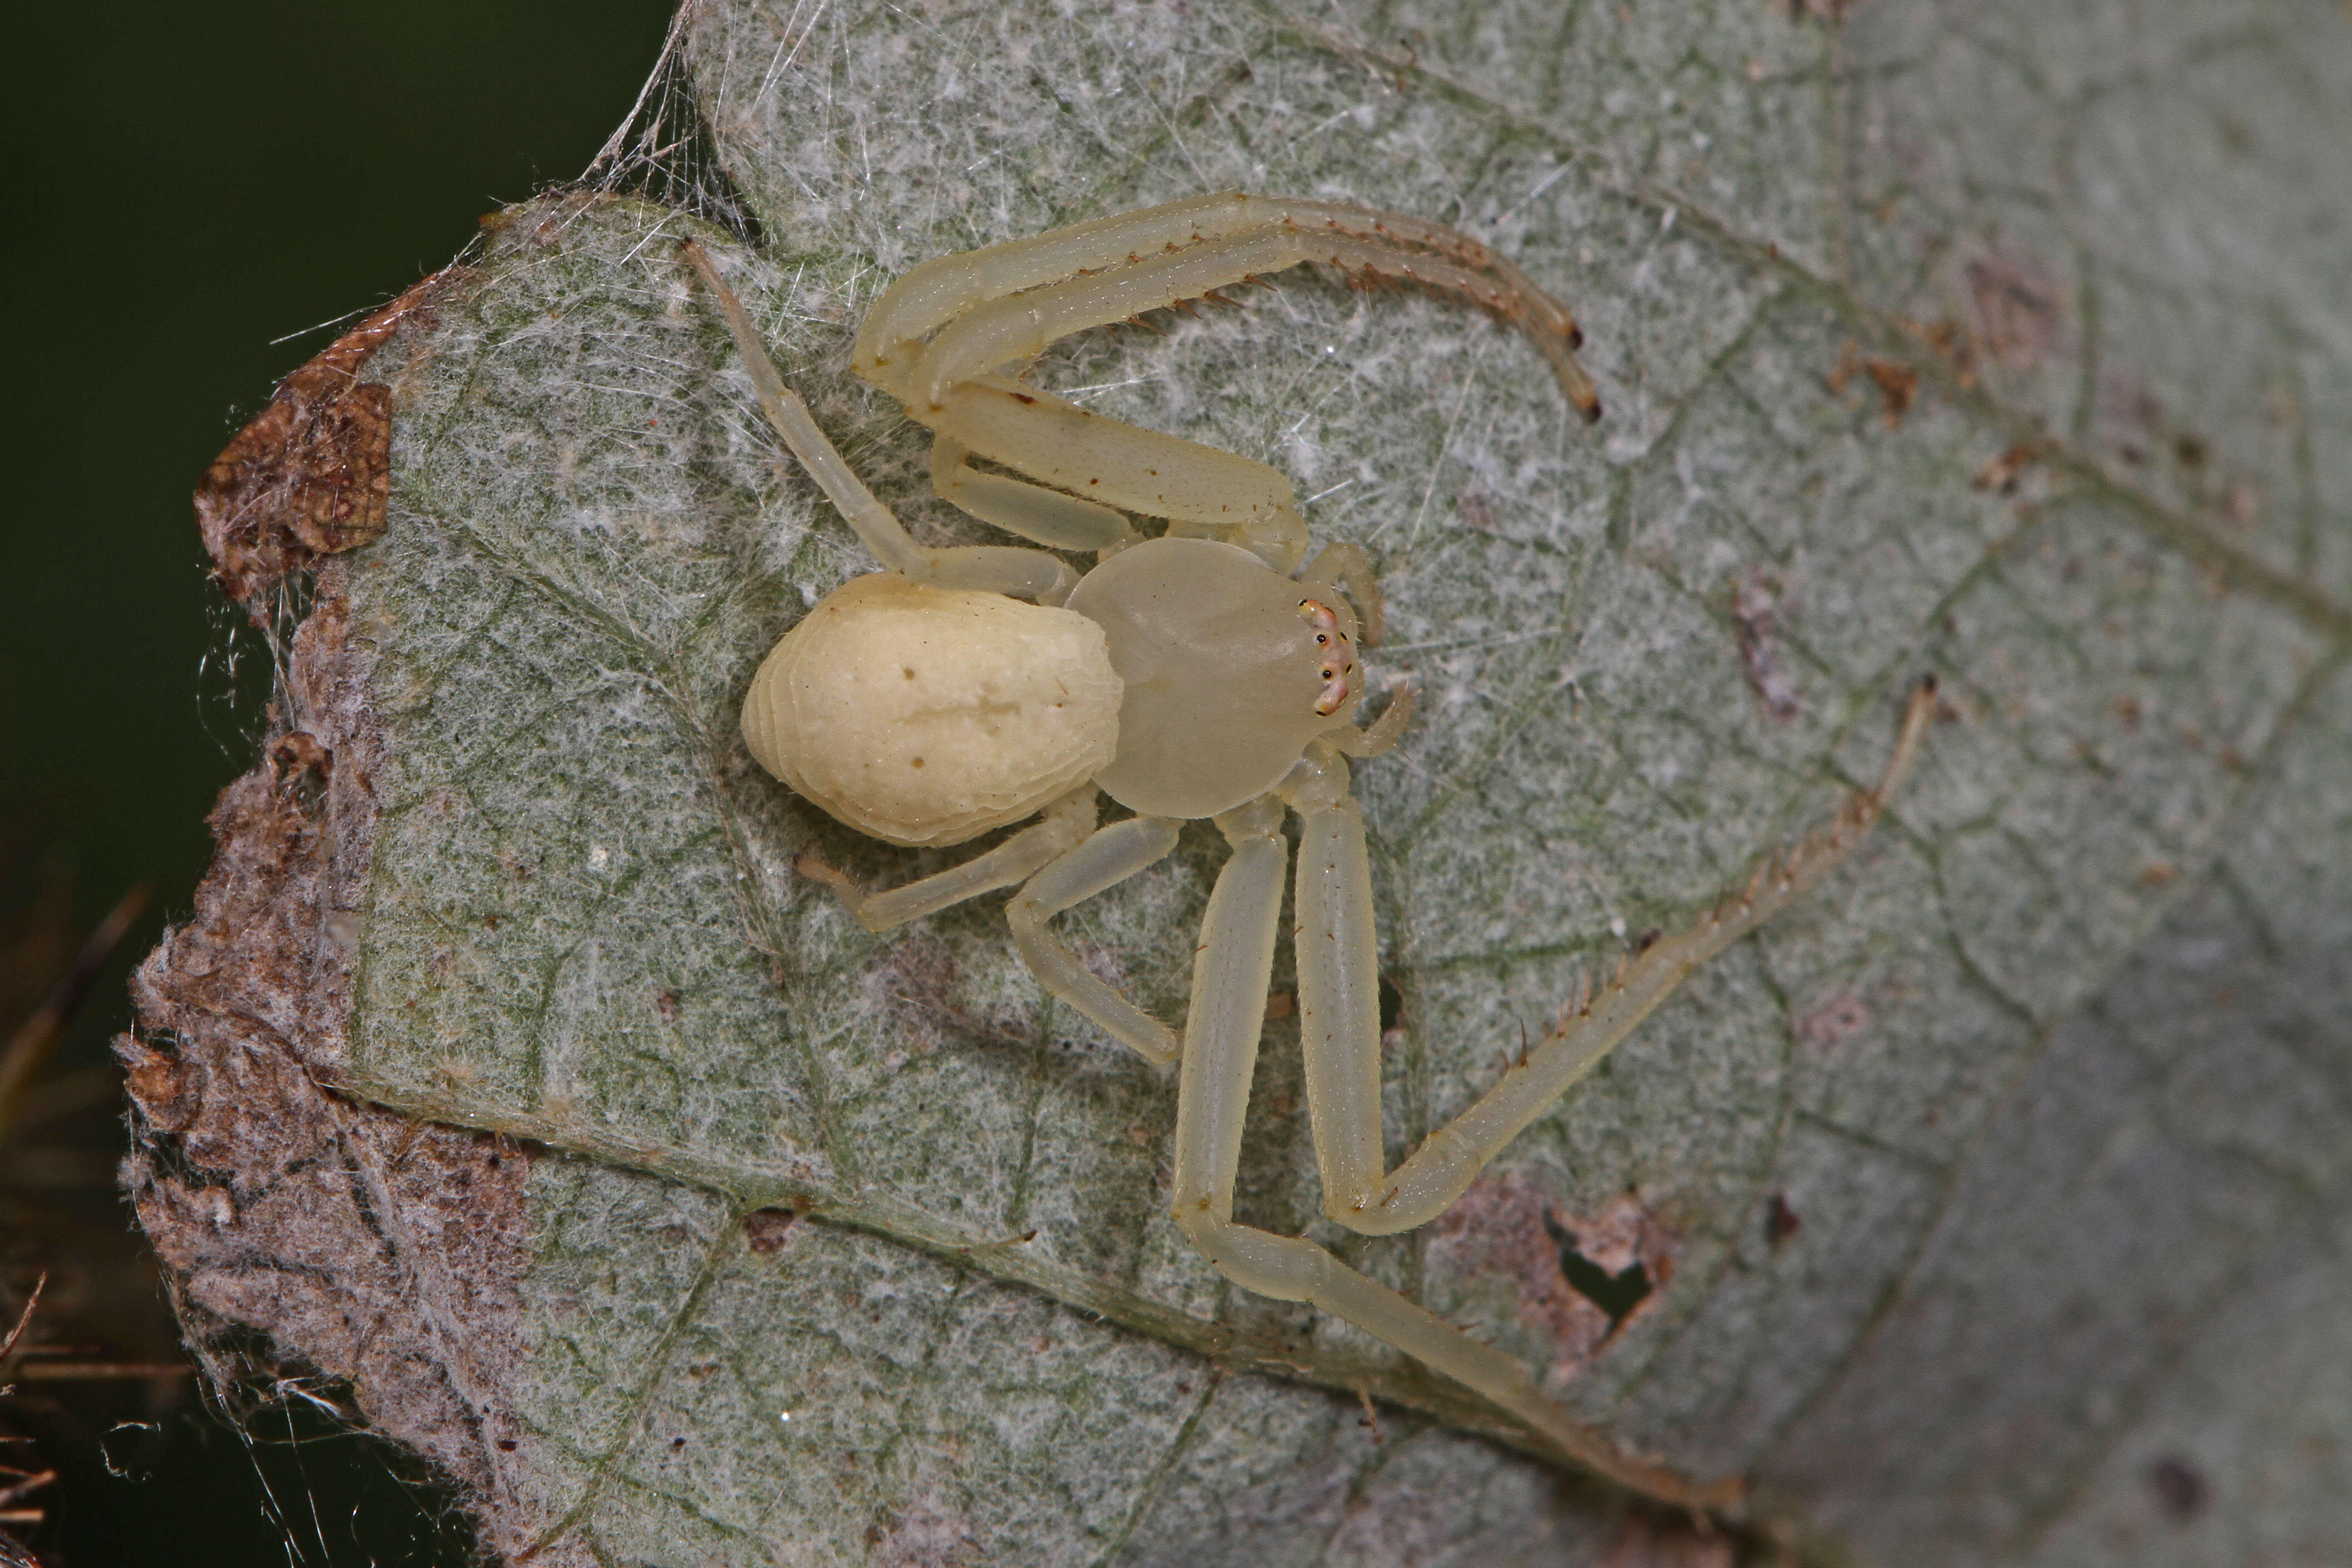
684 194 1931 1499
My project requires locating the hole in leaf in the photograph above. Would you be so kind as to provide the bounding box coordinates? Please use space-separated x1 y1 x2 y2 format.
1543 1211 1651 1328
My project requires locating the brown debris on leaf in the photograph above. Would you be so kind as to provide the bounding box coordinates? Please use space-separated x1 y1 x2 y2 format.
120 563 581 1565
1826 343 1922 426
1794 988 1872 1051
194 269 463 608
1973 441 2043 495
1861 358 1919 427
1906 316 1976 378
1964 248 2066 371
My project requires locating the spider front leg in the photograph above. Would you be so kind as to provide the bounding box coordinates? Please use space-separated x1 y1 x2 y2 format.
1168 771 1726 1504
862 193 1602 575
684 241 1078 603
929 432 1138 558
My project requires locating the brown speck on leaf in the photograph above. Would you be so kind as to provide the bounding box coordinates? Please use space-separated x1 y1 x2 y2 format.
1965 248 2065 370
195 270 463 608
1765 1192 1802 1245
1973 442 2040 494
654 988 681 1025
1862 358 1920 426
1730 571 1802 721
2112 694 2143 730
1796 990 1872 1051
2147 1454 2209 1522
2141 860 2178 887
2221 482 2258 531
867 931 1021 1055
873 1499 980 1568
1826 341 1857 395
743 1207 802 1254
1898 314 1979 387
1453 487 1497 533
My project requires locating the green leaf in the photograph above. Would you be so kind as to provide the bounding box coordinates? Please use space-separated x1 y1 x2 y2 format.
142 1 2352 1563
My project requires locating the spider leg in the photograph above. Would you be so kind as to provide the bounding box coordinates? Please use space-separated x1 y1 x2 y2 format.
798 785 1098 933
1006 814 1185 1065
683 240 1079 603
1325 680 1940 1237
932 371 1309 573
854 193 1600 577
1169 789 1727 1506
853 192 1596 418
929 432 1137 558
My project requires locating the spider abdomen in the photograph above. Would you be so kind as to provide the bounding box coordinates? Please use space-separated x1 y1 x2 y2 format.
741 572 1122 848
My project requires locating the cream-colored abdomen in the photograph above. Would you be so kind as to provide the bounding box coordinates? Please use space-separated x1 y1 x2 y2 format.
742 573 1122 847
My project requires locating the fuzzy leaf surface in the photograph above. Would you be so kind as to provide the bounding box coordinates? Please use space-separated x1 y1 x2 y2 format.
311 0 2352 1561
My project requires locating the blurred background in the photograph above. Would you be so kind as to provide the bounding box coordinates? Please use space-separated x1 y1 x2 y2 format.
1 4 673 1561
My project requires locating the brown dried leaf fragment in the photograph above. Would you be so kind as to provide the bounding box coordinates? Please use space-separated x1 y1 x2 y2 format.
194 270 462 607
121 564 580 1566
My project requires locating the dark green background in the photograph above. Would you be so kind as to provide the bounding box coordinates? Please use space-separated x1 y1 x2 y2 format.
1 4 674 1562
